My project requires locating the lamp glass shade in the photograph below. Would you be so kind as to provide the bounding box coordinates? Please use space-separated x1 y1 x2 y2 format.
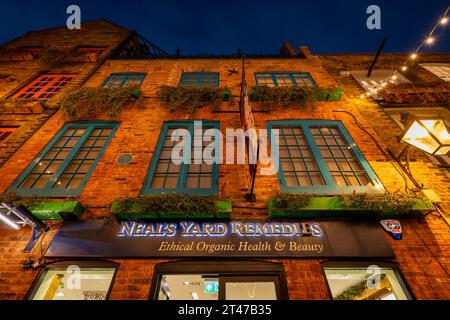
401 119 450 155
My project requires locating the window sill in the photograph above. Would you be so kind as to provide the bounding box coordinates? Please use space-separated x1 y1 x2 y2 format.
268 196 434 218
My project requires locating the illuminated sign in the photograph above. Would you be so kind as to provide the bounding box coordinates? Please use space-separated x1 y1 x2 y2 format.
46 220 395 259
204 280 219 294
117 221 323 238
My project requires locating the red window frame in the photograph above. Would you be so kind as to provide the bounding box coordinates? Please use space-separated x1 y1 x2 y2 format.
0 127 17 144
12 74 73 100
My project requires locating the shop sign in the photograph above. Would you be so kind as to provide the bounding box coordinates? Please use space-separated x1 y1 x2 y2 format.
46 219 395 259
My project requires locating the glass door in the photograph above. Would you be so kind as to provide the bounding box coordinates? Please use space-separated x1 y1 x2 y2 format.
219 276 281 300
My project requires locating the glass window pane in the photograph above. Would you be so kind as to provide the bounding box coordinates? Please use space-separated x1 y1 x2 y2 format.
324 267 411 300
16 124 116 195
274 125 324 187
157 275 218 300
225 282 277 300
30 268 115 300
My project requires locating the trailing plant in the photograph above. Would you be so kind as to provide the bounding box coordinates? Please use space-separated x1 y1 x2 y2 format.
334 274 387 300
380 82 450 104
157 85 232 113
60 86 143 119
111 193 227 215
0 191 70 208
340 192 428 213
271 192 313 210
249 85 317 107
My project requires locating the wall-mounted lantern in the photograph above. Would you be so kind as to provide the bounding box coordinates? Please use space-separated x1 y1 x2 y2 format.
399 117 450 155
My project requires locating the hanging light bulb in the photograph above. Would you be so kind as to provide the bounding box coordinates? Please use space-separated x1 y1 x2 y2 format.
401 66 408 71
426 36 434 44
392 74 398 80
440 17 448 25
410 53 418 60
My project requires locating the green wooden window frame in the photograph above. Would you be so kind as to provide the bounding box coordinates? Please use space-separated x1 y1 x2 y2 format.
142 120 220 196
179 72 219 88
255 72 316 87
9 122 119 197
101 73 147 88
267 120 384 194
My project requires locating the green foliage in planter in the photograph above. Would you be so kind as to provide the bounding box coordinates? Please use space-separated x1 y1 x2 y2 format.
60 86 142 119
334 274 387 300
0 191 44 207
249 85 317 107
340 192 429 214
157 85 232 113
271 192 313 210
111 194 226 216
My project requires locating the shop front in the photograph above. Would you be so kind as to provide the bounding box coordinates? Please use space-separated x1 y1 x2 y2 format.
26 219 413 300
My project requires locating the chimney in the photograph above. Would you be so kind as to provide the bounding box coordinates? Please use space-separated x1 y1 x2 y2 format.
298 46 312 58
280 41 297 57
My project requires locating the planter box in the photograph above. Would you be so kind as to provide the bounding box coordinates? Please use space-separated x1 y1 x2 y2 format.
111 199 232 220
248 87 343 102
268 197 434 219
315 88 343 101
27 201 85 220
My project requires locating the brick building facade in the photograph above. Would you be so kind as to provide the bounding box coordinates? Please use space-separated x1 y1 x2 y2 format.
0 20 449 300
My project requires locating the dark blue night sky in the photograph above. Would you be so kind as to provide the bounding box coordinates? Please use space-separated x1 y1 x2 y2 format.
0 0 449 55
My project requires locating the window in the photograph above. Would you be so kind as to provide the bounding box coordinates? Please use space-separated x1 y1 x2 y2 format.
142 121 219 195
420 63 450 81
12 74 73 100
101 73 146 88
10 122 118 197
27 261 118 300
0 126 17 144
322 262 413 300
151 261 287 300
267 120 383 194
350 70 410 95
179 72 219 88
255 72 316 87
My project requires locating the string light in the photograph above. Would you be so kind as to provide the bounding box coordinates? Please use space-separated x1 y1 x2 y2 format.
360 5 449 99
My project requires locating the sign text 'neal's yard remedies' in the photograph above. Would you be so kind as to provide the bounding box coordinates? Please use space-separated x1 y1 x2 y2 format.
117 221 323 238
45 220 395 258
